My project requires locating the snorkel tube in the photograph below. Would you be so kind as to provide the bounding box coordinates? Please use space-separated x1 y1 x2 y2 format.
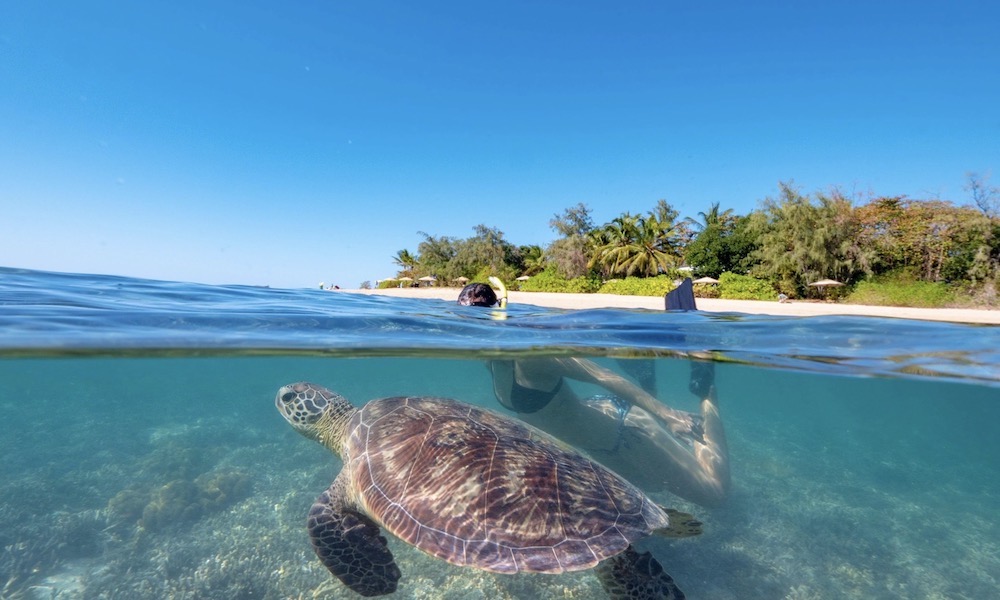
488 276 508 308
487 276 508 319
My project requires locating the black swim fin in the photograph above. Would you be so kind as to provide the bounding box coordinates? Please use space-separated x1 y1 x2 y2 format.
665 279 697 311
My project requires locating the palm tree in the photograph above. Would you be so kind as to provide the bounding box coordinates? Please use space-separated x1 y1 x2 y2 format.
392 249 417 278
588 202 684 278
685 202 735 233
519 245 546 276
588 214 640 277
625 211 683 276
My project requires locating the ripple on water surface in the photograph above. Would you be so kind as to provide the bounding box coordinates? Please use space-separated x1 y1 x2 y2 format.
1 267 998 599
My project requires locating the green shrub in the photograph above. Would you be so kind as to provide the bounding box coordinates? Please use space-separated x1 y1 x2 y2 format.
693 283 720 298
597 275 675 296
518 267 601 293
846 276 955 308
718 272 776 300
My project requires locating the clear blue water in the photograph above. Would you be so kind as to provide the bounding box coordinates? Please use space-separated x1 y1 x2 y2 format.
1 266 998 599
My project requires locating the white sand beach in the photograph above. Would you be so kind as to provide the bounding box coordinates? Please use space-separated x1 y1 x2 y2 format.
342 287 1000 325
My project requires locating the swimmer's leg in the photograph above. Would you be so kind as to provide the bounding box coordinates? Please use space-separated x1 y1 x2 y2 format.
689 359 715 400
616 358 658 395
690 358 730 506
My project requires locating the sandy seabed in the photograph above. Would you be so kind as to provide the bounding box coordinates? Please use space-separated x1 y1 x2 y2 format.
341 287 1000 325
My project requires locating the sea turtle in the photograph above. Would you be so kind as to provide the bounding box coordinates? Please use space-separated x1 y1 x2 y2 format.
275 382 702 599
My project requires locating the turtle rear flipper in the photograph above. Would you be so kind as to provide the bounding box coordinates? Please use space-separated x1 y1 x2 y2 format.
595 546 685 600
308 478 401 597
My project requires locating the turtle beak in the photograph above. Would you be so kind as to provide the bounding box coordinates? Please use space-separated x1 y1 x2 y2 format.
275 384 304 420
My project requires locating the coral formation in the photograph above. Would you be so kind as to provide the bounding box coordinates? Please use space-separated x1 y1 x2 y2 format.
107 469 251 532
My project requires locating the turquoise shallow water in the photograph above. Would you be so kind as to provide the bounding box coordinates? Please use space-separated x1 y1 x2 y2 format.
1 267 999 599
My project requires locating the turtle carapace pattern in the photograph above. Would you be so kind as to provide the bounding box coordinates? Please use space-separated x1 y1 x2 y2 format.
275 382 701 599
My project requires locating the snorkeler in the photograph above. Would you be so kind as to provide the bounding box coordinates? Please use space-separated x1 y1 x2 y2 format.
458 280 730 507
456 281 504 308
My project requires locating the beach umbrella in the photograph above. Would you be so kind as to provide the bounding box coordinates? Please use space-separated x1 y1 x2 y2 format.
692 276 720 284
398 276 414 281
808 278 844 287
808 278 845 299
454 276 469 284
515 275 531 281
418 276 437 282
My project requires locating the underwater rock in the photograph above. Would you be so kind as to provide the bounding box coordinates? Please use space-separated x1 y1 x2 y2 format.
106 487 148 525
194 470 251 508
132 469 252 532
141 479 204 531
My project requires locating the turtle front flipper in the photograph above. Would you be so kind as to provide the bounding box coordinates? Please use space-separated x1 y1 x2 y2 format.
595 546 685 600
308 476 401 597
656 508 703 538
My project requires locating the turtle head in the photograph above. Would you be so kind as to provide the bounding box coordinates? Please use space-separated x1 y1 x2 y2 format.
275 382 355 451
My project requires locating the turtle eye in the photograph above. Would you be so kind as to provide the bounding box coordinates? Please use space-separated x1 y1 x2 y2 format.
281 392 297 404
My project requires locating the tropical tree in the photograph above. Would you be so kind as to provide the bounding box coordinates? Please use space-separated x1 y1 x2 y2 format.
518 244 546 276
965 171 1000 218
966 219 1000 291
632 200 686 274
415 232 458 279
727 214 761 274
684 224 730 277
855 197 994 282
684 202 735 234
546 203 595 278
853 196 909 274
589 213 637 278
449 225 521 283
683 202 743 277
391 249 418 278
589 200 685 278
750 183 873 296
550 202 594 238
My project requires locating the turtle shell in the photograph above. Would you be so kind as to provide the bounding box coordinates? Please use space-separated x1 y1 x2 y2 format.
340 396 670 574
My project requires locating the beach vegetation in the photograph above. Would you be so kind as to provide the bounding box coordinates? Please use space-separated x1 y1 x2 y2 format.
693 282 721 298
685 204 757 277
391 249 418 278
452 225 523 279
519 244 546 276
748 183 875 298
588 200 687 279
389 182 1000 308
847 273 956 308
965 171 999 218
546 203 597 278
853 196 994 283
718 272 777 301
598 275 676 296
518 266 601 293
414 231 459 280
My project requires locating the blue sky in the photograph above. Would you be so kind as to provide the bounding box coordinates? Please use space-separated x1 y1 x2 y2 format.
2 1 998 288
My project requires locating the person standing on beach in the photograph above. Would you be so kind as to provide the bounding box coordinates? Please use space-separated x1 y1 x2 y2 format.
458 281 731 507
